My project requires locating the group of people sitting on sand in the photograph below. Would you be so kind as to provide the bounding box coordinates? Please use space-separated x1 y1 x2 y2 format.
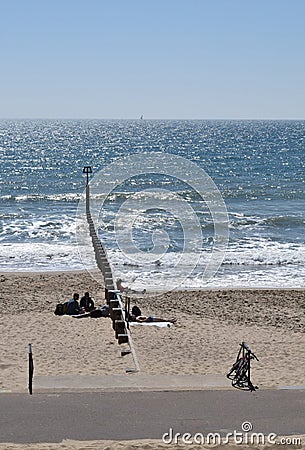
54 292 109 318
67 292 95 315
55 291 176 323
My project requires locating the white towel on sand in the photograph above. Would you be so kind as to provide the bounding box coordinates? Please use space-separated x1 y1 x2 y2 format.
129 322 172 328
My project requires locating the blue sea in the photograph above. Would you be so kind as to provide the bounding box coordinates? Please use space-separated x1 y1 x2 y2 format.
1 119 305 289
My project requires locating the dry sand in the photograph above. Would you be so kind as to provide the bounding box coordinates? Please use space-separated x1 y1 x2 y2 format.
0 436 304 450
1 270 305 392
1 270 305 448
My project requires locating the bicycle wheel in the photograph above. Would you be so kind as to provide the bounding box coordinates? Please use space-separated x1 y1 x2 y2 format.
231 364 250 390
227 358 243 380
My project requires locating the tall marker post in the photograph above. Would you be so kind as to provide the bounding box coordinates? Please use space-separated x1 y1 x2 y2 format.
28 343 34 395
83 166 92 214
83 165 92 186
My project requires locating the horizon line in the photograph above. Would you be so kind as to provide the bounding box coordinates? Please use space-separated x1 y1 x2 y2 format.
0 117 305 121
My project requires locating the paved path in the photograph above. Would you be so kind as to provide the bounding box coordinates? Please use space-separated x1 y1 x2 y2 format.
1 389 305 443
33 373 232 392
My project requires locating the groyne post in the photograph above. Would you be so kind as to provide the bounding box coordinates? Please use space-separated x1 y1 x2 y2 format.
83 166 92 213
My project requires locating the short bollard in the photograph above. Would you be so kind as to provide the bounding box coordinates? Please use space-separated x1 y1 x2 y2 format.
118 334 129 345
109 299 120 310
112 308 123 329
105 288 116 303
115 320 126 339
109 301 120 320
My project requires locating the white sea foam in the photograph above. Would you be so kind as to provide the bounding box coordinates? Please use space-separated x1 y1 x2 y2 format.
223 239 305 266
108 238 305 290
0 192 84 202
0 242 87 272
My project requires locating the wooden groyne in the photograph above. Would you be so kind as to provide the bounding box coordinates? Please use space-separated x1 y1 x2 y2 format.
85 184 115 298
84 172 140 372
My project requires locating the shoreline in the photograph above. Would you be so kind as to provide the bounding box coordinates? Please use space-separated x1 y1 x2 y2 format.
1 269 305 291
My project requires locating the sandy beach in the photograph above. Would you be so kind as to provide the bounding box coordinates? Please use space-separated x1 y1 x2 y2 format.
1 270 305 449
1 270 305 392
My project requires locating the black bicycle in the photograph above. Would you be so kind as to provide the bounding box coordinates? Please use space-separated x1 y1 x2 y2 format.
227 342 259 391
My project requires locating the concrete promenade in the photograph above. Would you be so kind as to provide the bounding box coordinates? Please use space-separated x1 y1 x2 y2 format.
33 373 232 392
0 376 305 443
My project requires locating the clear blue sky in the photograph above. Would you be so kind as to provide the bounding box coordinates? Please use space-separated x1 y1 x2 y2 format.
1 0 305 119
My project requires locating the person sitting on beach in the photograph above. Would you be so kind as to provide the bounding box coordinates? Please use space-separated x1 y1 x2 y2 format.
117 279 146 295
131 305 142 317
117 278 128 292
80 292 95 312
125 304 142 321
66 293 81 315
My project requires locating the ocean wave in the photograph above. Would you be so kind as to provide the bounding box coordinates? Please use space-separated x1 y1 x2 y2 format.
262 215 305 227
107 239 305 269
222 239 305 266
0 242 88 272
2 236 305 288
106 243 305 290
229 213 305 229
0 216 78 242
0 192 84 202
